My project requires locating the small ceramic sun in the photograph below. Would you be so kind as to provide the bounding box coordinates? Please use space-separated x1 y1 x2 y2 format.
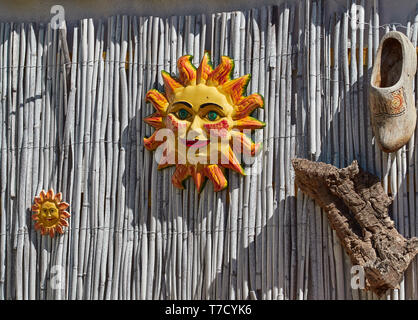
32 189 70 238
144 52 265 192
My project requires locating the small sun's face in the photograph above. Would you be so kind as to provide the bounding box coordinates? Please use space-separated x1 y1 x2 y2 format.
144 53 265 192
39 201 60 228
32 189 70 238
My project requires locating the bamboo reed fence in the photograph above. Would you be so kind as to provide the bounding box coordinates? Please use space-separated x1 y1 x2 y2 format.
0 0 417 300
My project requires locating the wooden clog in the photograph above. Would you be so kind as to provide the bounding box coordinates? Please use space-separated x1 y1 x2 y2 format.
369 31 417 153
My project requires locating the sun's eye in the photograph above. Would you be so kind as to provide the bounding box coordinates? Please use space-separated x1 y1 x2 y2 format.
176 108 190 120
206 110 219 121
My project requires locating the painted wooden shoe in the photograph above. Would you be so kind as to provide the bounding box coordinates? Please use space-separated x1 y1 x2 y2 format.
369 31 417 153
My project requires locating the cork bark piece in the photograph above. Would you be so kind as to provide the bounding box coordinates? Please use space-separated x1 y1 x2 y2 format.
292 158 418 296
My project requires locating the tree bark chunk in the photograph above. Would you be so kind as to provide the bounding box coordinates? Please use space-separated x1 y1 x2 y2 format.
292 158 418 296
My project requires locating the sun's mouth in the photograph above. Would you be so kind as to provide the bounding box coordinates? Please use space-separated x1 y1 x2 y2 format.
180 138 209 148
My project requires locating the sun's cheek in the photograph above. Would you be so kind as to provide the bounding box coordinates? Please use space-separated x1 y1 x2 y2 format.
166 114 188 136
204 119 231 139
40 209 48 220
52 209 59 219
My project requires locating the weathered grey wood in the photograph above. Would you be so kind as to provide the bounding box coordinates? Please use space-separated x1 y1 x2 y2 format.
69 20 86 300
90 21 105 300
102 16 115 300
0 22 7 301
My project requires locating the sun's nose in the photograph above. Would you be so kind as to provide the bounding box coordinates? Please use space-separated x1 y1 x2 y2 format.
188 117 207 140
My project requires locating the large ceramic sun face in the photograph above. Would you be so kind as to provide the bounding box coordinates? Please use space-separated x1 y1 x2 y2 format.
144 53 265 192
32 189 70 238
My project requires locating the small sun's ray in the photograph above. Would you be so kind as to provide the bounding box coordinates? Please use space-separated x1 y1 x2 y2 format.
39 190 46 201
203 165 228 191
32 214 39 221
32 204 39 211
177 55 197 86
207 56 234 86
190 167 205 192
220 146 245 175
196 52 213 84
144 131 166 151
57 225 64 234
49 229 55 238
171 165 190 189
61 211 71 218
46 189 53 200
41 227 47 235
158 162 175 170
233 93 264 119
231 131 262 156
162 71 183 100
222 74 251 105
233 116 265 130
146 89 169 113
58 202 69 210
34 222 41 231
54 192 62 203
144 113 164 129
34 197 42 205
60 218 69 227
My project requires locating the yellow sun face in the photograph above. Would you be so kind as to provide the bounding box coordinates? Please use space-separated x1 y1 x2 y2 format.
32 189 70 238
144 53 265 192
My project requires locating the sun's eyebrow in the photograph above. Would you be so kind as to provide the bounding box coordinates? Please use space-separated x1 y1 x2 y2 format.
199 103 223 110
172 101 193 108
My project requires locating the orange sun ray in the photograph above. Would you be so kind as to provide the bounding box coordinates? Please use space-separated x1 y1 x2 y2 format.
144 130 166 151
203 165 228 191
231 131 262 157
190 166 205 192
162 71 183 101
146 89 169 113
61 211 71 218
233 93 264 119
144 113 164 129
171 165 190 189
39 190 46 201
222 74 251 105
233 116 266 130
196 52 213 84
54 192 62 203
177 55 197 86
158 162 175 170
60 218 69 227
220 146 245 175
57 202 69 210
207 56 234 86
46 189 53 200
